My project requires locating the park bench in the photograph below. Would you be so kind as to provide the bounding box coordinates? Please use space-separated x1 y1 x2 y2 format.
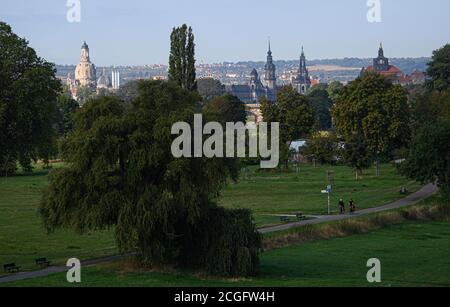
3 263 21 273
280 216 290 223
296 212 306 221
35 257 51 268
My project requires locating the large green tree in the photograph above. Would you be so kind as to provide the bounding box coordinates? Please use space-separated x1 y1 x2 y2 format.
332 72 410 177
427 44 450 92
197 78 225 104
203 94 246 123
40 81 261 277
261 87 315 169
0 22 60 174
301 132 338 165
307 86 333 130
56 91 79 136
402 119 450 200
327 80 344 103
168 24 197 91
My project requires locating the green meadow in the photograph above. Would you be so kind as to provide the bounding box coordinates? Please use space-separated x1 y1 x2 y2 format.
0 163 421 273
4 221 450 287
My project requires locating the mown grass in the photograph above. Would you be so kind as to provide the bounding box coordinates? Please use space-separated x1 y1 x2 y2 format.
0 166 117 272
4 219 450 287
0 162 420 274
221 164 421 223
263 195 450 250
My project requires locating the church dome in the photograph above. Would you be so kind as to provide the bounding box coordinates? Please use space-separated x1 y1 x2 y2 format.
97 70 111 89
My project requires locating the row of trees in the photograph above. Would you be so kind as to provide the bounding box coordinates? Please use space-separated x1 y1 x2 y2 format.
297 44 450 199
401 45 450 200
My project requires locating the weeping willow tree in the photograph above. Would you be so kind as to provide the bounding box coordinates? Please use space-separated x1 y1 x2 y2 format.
39 80 261 276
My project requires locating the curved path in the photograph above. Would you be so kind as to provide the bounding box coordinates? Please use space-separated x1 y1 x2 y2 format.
259 183 438 234
0 183 438 284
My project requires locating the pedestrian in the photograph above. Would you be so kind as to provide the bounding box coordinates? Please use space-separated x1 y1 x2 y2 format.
338 199 345 214
349 199 356 215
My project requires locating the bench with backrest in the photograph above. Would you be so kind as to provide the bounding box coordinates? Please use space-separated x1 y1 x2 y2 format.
35 257 51 268
280 216 290 223
3 263 21 273
296 212 306 221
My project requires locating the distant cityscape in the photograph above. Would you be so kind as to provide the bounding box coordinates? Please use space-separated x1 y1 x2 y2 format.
56 53 430 88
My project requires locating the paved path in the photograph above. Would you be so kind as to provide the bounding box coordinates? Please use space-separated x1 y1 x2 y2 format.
0 183 438 284
259 183 438 234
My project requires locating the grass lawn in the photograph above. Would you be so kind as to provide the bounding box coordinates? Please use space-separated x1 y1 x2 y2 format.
4 221 450 287
0 163 420 274
0 166 117 273
221 164 421 224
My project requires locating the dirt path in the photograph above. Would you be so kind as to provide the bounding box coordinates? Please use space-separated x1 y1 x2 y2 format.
0 183 438 284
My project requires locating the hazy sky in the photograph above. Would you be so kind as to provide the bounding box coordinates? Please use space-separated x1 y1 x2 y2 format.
1 0 449 65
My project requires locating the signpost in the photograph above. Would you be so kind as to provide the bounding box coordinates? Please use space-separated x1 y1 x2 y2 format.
321 185 332 215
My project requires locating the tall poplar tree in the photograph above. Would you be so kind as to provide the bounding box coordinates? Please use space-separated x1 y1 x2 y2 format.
168 24 197 91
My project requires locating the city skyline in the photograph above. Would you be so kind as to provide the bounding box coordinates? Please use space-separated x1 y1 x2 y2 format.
1 0 449 66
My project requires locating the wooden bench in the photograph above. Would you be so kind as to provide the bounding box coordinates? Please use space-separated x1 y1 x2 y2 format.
35 257 51 268
296 213 306 221
3 263 21 273
280 216 290 223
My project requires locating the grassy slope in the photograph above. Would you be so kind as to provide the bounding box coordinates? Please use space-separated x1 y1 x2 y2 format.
0 168 117 272
221 164 421 219
0 163 420 272
4 221 450 287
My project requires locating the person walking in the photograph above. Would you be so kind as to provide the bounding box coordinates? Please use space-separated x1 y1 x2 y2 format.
349 199 356 215
338 199 345 214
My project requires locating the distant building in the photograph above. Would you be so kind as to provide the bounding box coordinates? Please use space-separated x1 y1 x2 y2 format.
68 42 121 101
97 68 111 90
361 43 426 86
226 43 278 122
292 47 311 94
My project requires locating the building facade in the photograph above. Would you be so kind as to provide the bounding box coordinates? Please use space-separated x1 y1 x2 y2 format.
361 44 426 86
226 44 278 122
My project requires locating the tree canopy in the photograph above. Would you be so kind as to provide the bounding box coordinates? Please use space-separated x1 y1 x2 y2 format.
261 86 315 168
168 24 197 92
0 21 60 173
203 94 246 124
307 86 333 130
40 80 261 277
402 119 450 200
427 44 450 92
332 72 410 176
197 78 225 104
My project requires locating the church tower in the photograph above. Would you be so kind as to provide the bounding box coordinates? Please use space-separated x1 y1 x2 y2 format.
293 46 311 95
75 41 97 89
264 40 276 91
373 42 389 72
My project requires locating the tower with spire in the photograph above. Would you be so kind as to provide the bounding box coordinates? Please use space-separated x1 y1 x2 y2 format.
75 41 97 90
264 39 277 92
373 42 389 71
293 46 311 95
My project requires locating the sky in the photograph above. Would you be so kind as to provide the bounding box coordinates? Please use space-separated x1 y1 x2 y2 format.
1 0 449 66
